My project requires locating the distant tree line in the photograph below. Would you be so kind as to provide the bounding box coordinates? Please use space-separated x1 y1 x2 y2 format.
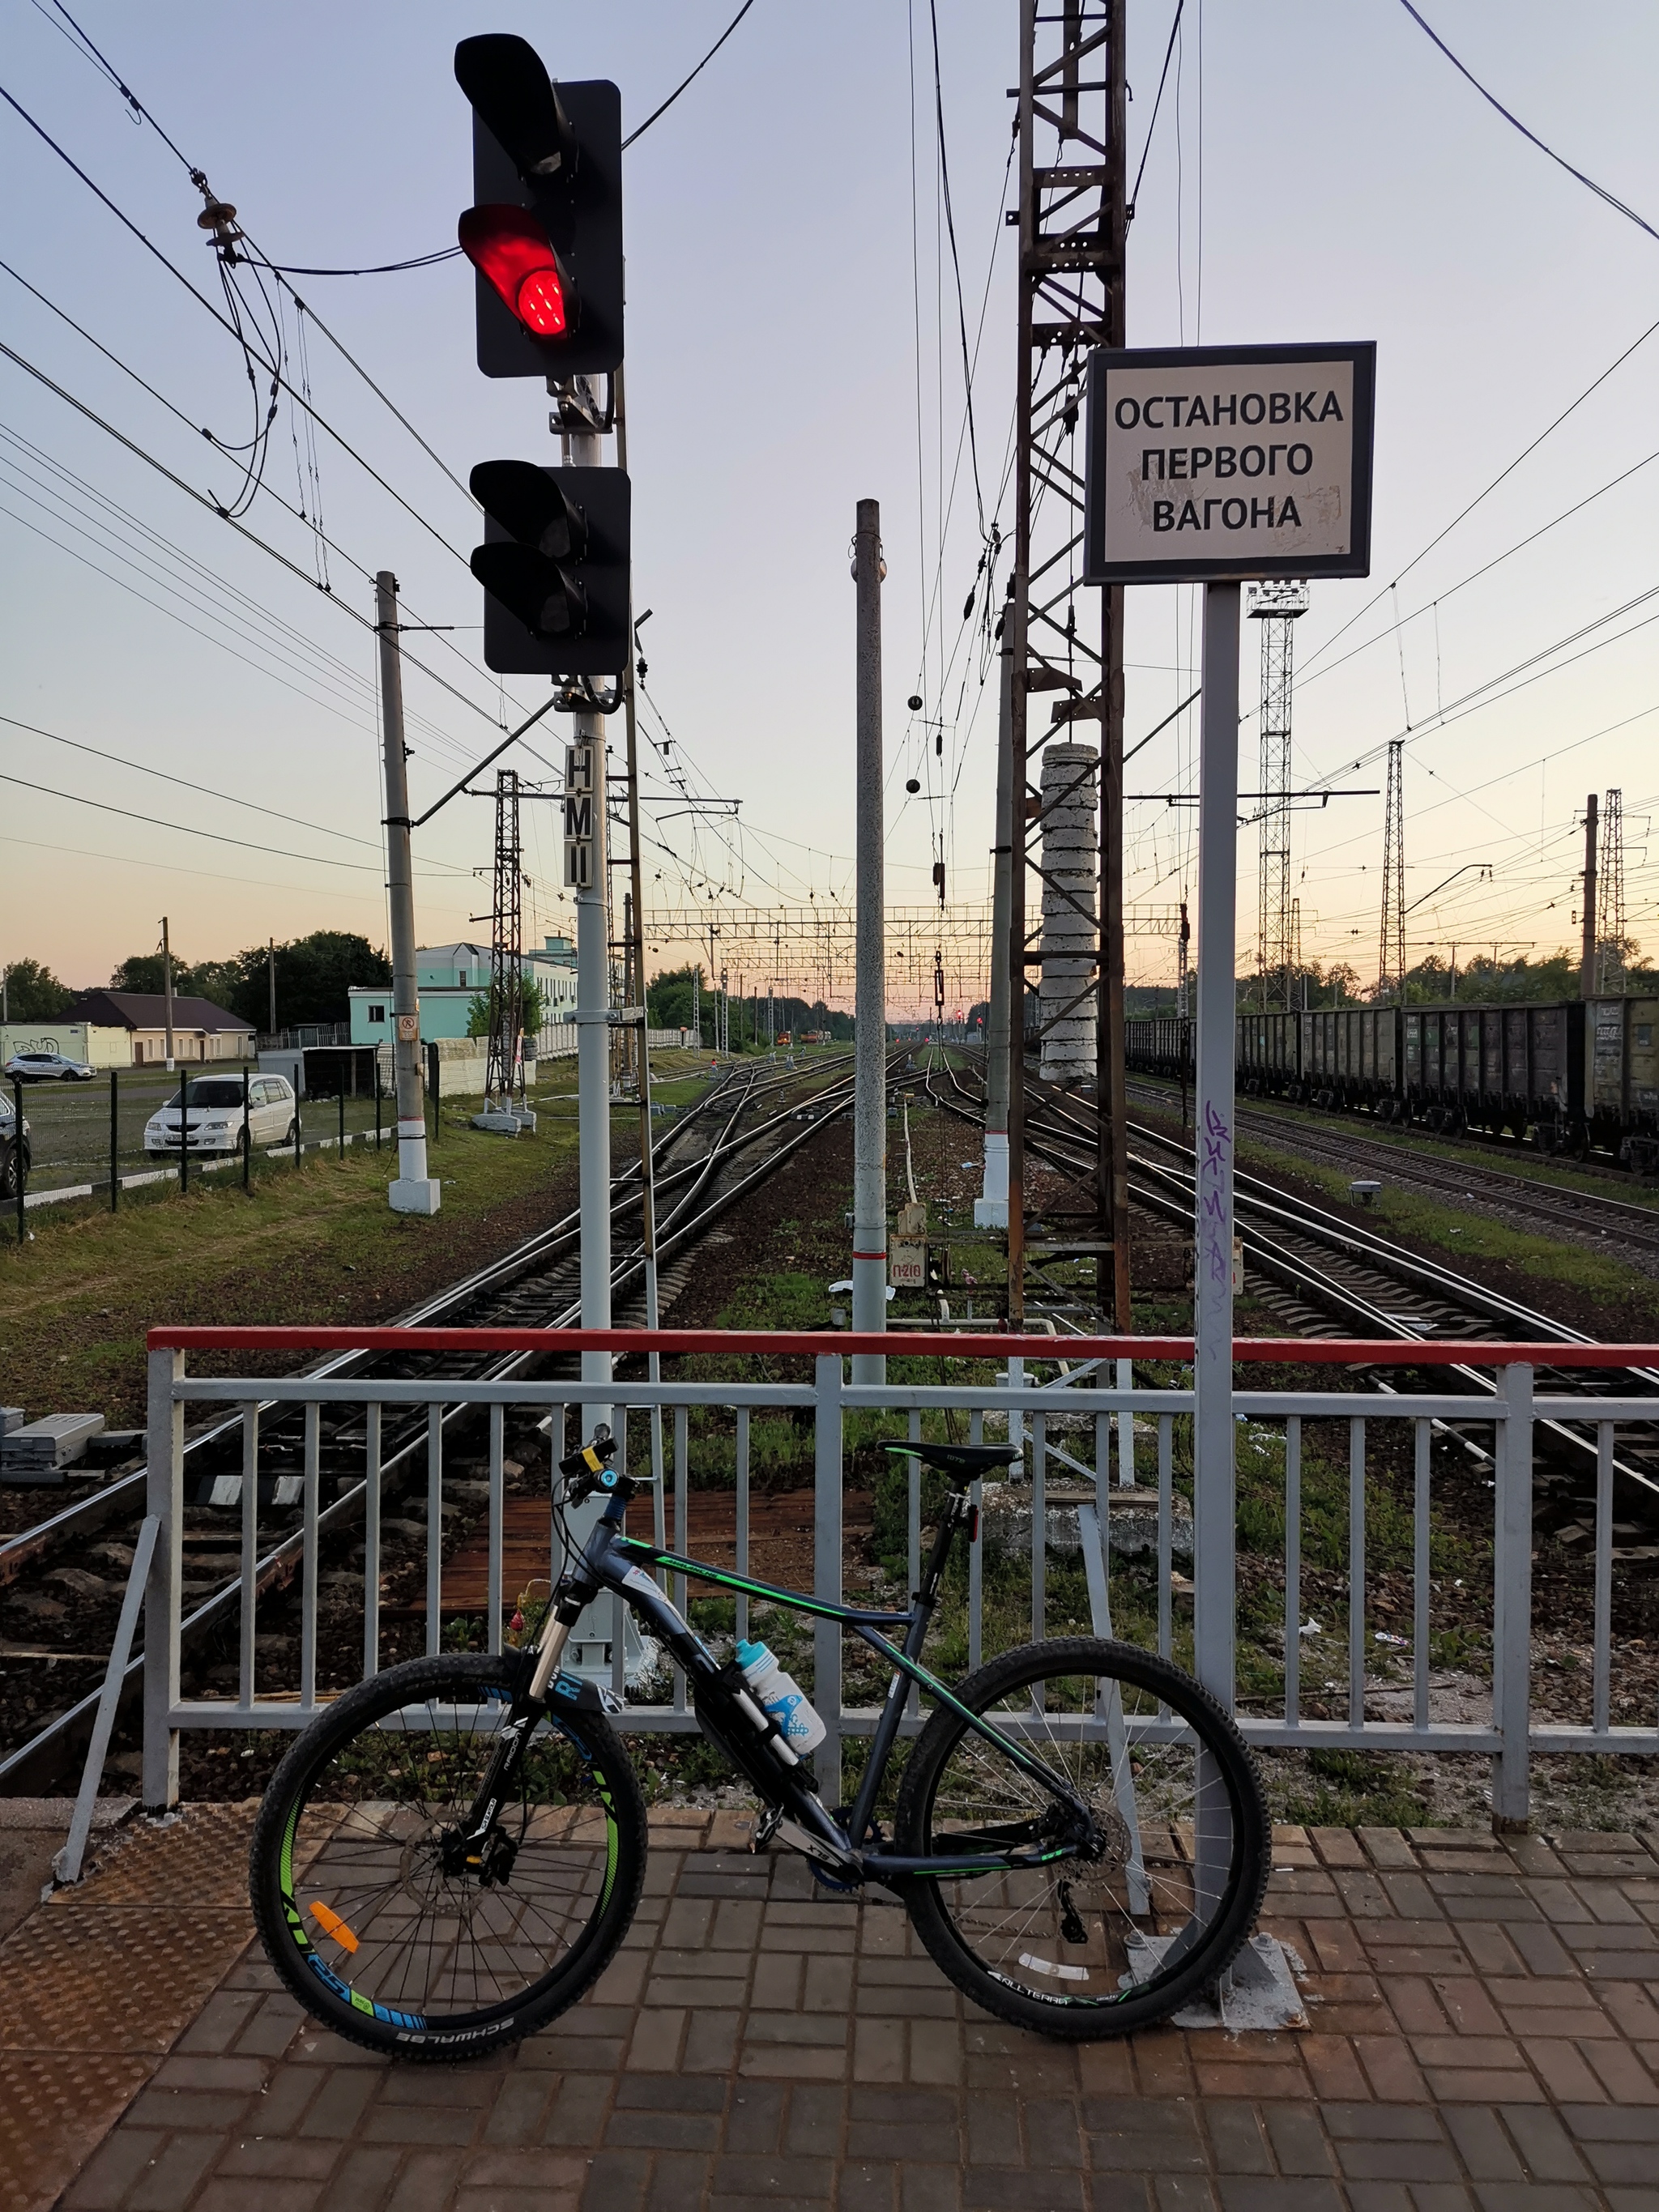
1 932 391 1029
646 963 855 1046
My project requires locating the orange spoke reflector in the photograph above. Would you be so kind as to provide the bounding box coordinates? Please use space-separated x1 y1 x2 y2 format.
308 1900 360 1954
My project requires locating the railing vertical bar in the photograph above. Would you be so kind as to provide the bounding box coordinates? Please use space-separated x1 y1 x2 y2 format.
651 1399 667 1560
612 1411 628 1704
1414 1417 1431 1734
1349 1417 1367 1728
239 1406 258 1707
1491 1367 1534 1829
812 1353 844 1801
1593 1419 1614 1736
736 1408 750 1646
1116 1357 1134 1485
142 1345 183 1811
363 1403 382 1680
300 1403 319 1711
968 1404 983 1673
906 1408 921 1720
488 1401 505 1658
425 1404 443 1658
1284 1416 1301 1728
1031 1412 1047 1645
1157 1415 1172 1670
673 1405 689 1715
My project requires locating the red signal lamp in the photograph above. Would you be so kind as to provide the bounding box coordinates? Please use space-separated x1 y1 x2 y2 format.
458 204 572 337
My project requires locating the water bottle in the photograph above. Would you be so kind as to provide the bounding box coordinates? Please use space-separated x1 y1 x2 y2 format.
736 1639 827 1754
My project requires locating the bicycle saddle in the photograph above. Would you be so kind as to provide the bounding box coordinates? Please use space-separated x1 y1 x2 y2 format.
881 1441 1022 1484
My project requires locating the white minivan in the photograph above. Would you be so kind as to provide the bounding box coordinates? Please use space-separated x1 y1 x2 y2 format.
144 1072 298 1157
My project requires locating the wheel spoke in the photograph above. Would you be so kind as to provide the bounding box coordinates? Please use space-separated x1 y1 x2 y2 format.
906 1644 1265 2024
259 1663 637 2039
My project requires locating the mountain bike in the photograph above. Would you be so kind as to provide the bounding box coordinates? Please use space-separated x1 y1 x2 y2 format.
249 1431 1268 2058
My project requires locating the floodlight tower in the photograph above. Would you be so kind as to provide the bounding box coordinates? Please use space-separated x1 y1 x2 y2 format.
1247 580 1309 1011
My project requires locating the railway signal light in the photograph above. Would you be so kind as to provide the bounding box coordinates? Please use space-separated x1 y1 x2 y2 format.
454 35 622 377
470 459 631 676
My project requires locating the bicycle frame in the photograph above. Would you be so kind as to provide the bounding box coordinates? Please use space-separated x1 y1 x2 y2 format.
498 1478 1100 1890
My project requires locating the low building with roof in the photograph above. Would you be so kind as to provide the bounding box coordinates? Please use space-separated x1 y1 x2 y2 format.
64 990 255 1067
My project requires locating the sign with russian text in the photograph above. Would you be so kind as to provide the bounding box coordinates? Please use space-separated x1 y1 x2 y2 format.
1083 341 1374 584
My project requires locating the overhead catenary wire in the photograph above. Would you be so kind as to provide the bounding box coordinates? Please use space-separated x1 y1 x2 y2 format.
0 81 475 570
1397 0 1659 249
0 337 526 739
1297 306 1659 684
0 711 390 854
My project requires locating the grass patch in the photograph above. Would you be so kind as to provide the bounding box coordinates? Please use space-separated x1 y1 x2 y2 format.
0 1110 584 1426
1263 1744 1432 1830
1241 1138 1659 1317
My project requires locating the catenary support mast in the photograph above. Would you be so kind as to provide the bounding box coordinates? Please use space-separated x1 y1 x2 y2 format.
1005 0 1128 1326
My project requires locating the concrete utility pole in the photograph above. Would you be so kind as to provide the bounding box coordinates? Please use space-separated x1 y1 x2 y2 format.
160 906 176 1061
376 571 439 1215
1581 792 1599 999
976 636 1014 1229
851 497 887 1385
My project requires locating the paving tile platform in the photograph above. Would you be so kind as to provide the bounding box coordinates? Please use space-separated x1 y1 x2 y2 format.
14 1805 1659 2211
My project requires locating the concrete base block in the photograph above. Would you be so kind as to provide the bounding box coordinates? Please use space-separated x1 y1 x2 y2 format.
1125 1931 1307 2031
389 1177 441 1215
973 1196 1009 1229
471 1110 522 1136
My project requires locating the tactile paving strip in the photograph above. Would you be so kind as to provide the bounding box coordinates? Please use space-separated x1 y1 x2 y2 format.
0 2051 154 2212
58 1801 259 1908
0 1902 251 2052
0 1802 266 2212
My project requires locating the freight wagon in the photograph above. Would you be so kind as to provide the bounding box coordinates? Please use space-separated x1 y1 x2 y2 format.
1124 999 1659 1169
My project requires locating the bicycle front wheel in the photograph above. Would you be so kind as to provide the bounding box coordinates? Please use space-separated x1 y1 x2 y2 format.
895 1637 1268 2039
249 1653 646 2060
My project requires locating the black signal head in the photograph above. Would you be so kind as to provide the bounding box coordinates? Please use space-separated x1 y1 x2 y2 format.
471 459 587 562
454 34 578 185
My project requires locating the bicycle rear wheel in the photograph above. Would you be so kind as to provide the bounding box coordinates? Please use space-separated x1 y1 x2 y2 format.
249 1653 646 2059
895 1636 1268 2039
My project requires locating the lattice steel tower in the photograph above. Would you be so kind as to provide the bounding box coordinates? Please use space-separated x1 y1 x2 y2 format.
484 768 524 1112
1003 0 1128 1325
1379 739 1405 1002
1597 786 1627 994
1247 581 1309 1010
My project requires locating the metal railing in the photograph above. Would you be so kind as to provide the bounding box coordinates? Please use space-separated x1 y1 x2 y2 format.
138 1327 1659 1828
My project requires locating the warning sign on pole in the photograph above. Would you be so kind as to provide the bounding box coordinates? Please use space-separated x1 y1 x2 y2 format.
1084 341 1375 586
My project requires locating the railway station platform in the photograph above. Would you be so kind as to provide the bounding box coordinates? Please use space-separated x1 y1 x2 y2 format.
11 1803 1659 2212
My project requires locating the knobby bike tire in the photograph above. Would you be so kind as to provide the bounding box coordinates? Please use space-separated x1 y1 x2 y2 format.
249 1653 646 2060
894 1636 1269 2039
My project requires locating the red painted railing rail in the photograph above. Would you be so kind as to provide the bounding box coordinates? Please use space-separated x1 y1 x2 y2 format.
145 1325 1659 1369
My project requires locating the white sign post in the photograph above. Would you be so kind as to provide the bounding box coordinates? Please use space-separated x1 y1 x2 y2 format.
1084 341 1375 1727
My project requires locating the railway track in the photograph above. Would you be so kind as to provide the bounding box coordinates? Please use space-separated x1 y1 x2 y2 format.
925 1060 1659 1541
1127 1073 1659 1264
0 1050 876 1789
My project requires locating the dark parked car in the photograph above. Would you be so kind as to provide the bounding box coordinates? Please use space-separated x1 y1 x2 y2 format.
4 1049 94 1082
0 1092 31 1198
